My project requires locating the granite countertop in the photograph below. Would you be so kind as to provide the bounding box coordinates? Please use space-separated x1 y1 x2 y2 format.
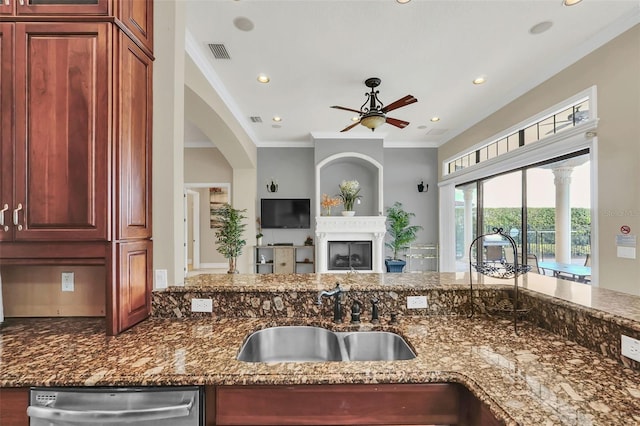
3 272 640 425
2 314 640 425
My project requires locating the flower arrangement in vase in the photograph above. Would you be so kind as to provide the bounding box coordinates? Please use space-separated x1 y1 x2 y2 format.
337 180 362 215
320 193 341 216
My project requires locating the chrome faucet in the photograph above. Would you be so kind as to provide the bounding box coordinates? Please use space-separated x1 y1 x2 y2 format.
318 282 343 323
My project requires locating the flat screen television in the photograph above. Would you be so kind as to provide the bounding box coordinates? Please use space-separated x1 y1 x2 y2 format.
261 198 311 229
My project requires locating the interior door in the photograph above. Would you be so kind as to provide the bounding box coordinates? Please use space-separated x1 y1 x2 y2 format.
13 22 108 241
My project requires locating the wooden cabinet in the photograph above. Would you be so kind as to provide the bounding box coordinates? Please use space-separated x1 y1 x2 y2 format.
0 0 109 17
0 24 12 241
210 384 503 426
256 245 315 273
0 1 153 335
0 388 29 426
12 22 109 242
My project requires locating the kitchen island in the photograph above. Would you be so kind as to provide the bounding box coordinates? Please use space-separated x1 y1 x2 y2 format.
1 272 640 425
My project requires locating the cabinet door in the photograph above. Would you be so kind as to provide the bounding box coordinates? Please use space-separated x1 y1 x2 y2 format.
15 0 109 16
0 24 13 242
0 388 29 426
14 22 109 241
117 0 153 53
0 0 12 16
108 239 152 335
274 247 294 274
116 32 152 239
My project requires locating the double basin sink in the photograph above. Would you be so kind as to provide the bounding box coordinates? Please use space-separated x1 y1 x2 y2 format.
237 326 416 363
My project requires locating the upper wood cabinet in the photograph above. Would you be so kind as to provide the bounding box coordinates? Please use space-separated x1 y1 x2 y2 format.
0 0 153 54
116 0 153 54
0 24 13 242
12 22 109 241
0 0 109 16
116 31 152 240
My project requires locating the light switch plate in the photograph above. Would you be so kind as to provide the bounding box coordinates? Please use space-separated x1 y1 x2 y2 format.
621 335 640 362
407 295 428 309
191 298 213 313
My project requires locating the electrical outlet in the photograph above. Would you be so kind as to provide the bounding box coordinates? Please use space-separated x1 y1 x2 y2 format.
155 269 168 289
191 298 213 313
407 295 428 309
61 272 74 292
621 335 640 362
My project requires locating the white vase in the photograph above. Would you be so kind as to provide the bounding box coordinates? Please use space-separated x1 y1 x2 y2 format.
257 237 263 246
341 211 355 217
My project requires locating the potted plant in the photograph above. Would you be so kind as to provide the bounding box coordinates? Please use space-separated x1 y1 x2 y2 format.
385 202 422 272
337 180 362 216
212 203 247 274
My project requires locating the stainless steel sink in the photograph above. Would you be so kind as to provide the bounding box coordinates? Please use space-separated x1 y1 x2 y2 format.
237 326 343 362
237 326 415 363
341 331 416 361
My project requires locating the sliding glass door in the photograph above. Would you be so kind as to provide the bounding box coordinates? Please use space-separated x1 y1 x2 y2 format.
455 151 591 277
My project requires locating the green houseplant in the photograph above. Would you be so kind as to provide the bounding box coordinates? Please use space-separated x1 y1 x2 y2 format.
385 202 422 272
212 203 247 274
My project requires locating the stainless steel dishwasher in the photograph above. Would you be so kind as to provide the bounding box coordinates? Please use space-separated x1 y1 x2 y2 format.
28 386 201 425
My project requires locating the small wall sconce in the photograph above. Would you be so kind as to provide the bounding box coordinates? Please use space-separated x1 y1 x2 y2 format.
267 178 278 193
417 181 428 193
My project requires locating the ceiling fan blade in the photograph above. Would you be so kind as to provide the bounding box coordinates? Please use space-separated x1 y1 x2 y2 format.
340 121 361 132
381 95 417 113
385 117 410 129
331 105 362 114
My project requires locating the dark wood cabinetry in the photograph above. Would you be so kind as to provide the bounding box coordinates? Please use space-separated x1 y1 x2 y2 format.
0 0 153 335
0 388 28 426
210 384 504 426
13 22 109 241
0 0 109 17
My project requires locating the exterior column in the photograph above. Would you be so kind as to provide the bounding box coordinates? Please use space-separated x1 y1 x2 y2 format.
462 187 475 262
553 167 573 263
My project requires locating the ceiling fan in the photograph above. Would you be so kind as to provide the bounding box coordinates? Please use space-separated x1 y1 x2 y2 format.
331 77 417 132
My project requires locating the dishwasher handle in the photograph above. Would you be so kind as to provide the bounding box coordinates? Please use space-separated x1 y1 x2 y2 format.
27 398 193 423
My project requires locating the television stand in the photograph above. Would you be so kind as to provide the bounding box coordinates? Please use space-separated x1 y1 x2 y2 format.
255 245 315 273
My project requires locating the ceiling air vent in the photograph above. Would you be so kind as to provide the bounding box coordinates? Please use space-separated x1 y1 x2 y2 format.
208 43 230 60
249 116 263 123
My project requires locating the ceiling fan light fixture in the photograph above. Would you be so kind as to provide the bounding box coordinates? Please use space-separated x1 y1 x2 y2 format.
360 112 386 131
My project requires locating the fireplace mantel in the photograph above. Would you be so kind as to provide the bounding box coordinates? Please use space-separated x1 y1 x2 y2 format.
315 216 386 273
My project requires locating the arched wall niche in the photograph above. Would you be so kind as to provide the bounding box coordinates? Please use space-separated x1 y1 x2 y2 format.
315 152 384 217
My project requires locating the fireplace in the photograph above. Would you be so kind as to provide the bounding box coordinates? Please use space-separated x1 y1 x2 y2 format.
328 241 372 271
315 216 386 273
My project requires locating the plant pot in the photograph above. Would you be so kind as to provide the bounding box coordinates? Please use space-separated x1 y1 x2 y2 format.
341 211 355 217
385 259 406 273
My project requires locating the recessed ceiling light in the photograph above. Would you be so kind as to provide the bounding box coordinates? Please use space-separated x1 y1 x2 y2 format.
396 0 411 3
529 21 553 35
472 76 486 85
257 74 270 83
430 116 440 122
563 0 583 6
233 16 254 32
272 116 282 122
351 116 360 122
